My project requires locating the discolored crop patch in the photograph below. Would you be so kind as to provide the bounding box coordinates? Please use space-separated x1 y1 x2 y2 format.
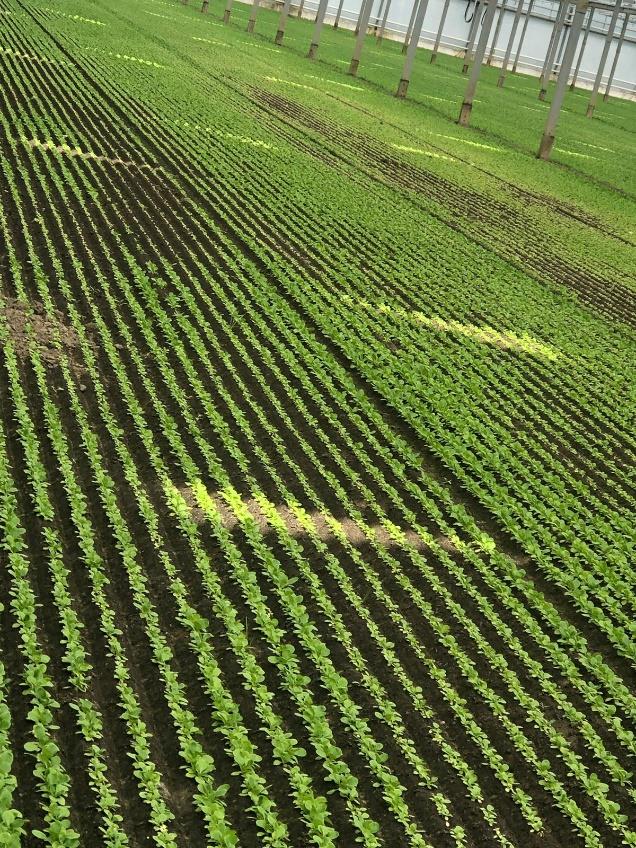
0 297 90 371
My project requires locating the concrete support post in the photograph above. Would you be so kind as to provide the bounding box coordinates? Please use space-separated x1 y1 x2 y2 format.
297 0 305 17
373 0 386 31
552 8 572 77
511 0 534 72
349 0 376 74
586 0 621 116
569 5 592 87
458 0 498 124
462 4 482 73
539 1 570 100
223 0 232 23
307 0 330 57
538 0 587 159
497 0 525 85
275 0 294 44
333 0 345 26
603 12 629 100
355 0 373 34
487 0 506 65
246 0 260 32
430 0 452 61
402 0 420 54
396 0 431 96
538 3 565 81
201 0 209 11
376 0 393 43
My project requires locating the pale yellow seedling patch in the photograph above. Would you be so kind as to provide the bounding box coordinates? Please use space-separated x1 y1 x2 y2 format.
264 75 316 91
42 7 106 25
304 73 364 91
0 45 69 65
144 11 179 20
22 136 160 171
554 148 596 160
177 482 432 555
215 129 278 150
431 132 502 151
572 140 615 153
390 144 453 161
412 313 560 360
84 45 165 66
106 50 165 68
418 93 453 104
174 120 278 150
239 41 282 53
192 35 229 46
349 296 559 360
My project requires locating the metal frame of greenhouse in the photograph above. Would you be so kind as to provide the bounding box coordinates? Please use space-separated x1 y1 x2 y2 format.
197 0 636 161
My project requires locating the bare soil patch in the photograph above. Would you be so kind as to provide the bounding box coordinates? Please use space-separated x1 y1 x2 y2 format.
1 296 91 371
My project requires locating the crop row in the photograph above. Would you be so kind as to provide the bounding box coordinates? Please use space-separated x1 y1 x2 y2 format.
0 2 634 847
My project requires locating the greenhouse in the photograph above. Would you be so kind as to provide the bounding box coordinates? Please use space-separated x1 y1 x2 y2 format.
0 0 634 845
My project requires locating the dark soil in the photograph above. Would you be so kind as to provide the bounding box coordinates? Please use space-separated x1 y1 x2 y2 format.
1 6 634 848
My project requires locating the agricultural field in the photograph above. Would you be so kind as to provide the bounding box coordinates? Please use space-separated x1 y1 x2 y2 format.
0 0 635 845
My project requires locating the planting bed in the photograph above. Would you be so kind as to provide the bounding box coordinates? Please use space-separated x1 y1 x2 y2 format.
0 0 635 846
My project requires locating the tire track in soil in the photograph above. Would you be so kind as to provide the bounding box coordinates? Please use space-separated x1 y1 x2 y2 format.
314 86 635 244
248 88 636 330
